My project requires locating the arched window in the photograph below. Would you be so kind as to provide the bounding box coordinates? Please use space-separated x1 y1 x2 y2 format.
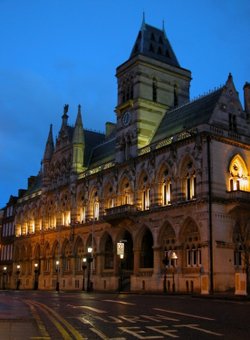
162 180 172 205
142 188 150 210
182 160 196 201
181 221 201 267
94 201 99 220
228 155 249 192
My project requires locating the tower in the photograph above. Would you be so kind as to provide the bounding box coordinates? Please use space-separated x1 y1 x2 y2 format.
115 19 192 161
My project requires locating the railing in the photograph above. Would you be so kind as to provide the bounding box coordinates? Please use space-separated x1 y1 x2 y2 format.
105 204 137 217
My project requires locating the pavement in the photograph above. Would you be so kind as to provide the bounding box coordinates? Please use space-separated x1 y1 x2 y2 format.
0 291 44 339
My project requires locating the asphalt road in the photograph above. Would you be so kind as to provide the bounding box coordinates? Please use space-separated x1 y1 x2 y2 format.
0 291 250 339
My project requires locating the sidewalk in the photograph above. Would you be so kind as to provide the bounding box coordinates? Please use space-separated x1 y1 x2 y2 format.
0 291 43 339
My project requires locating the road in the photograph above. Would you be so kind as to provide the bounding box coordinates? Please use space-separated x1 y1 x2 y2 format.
0 291 249 339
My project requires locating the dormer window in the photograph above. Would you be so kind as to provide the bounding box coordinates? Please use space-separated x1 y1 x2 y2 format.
151 32 155 41
159 36 163 44
229 113 237 131
165 49 170 58
157 46 162 55
149 43 154 52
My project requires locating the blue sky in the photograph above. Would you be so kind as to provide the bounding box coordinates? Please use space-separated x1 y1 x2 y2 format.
0 0 249 208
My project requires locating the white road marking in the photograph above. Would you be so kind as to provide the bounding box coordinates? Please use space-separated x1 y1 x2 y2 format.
103 299 135 305
153 308 214 321
90 327 109 339
77 305 107 313
119 326 164 339
174 324 223 336
147 326 179 338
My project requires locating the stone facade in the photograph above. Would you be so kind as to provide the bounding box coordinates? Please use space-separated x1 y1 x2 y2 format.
2 21 250 293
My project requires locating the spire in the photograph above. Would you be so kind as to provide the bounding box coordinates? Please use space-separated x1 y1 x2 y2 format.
162 19 166 38
73 104 84 144
72 105 85 173
141 12 146 30
43 124 54 161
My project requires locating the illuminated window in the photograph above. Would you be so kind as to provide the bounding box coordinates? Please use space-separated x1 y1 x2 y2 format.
162 180 172 205
94 201 99 220
182 222 201 268
79 207 86 223
142 188 150 210
229 155 249 192
186 245 201 267
186 175 196 200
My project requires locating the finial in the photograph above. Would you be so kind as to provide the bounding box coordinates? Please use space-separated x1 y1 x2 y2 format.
64 104 69 114
141 11 145 29
78 104 81 114
228 72 232 79
162 19 166 37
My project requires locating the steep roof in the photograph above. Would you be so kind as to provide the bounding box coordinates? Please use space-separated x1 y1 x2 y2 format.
130 23 180 67
84 130 106 165
88 137 116 167
152 87 224 143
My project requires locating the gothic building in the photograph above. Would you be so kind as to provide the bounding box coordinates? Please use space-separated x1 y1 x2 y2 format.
2 20 250 293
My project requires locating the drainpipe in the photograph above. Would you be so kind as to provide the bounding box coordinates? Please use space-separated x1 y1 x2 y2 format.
207 135 214 293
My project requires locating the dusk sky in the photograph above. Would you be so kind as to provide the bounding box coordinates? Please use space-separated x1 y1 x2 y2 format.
0 0 250 208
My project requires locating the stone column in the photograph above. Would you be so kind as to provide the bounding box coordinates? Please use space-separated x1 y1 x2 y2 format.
153 247 162 275
133 249 140 275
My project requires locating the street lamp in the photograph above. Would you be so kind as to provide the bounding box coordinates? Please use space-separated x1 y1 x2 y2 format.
82 257 87 291
34 263 39 290
86 247 93 292
170 251 178 292
3 266 7 290
117 241 125 292
56 260 60 291
162 250 178 293
16 264 21 290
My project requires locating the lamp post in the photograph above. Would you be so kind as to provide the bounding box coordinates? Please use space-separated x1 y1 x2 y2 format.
34 263 39 290
162 252 168 293
117 241 125 292
86 247 93 292
56 260 60 291
119 253 124 292
82 257 87 291
3 266 7 290
170 251 178 293
163 250 178 293
16 265 21 290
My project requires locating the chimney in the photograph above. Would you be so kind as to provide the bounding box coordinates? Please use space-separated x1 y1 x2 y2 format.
28 176 36 189
243 82 250 114
105 122 116 137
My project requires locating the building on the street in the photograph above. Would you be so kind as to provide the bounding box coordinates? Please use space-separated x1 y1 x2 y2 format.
0 195 20 289
4 20 250 293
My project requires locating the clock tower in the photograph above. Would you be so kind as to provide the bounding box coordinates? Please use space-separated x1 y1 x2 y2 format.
115 19 191 162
